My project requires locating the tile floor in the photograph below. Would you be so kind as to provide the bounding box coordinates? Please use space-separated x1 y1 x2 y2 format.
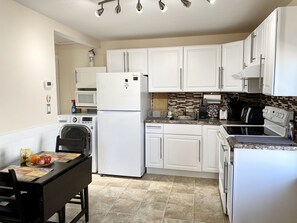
52 174 230 223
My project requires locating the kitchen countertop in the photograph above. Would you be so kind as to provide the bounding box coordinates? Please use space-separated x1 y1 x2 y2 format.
145 117 243 126
228 136 297 151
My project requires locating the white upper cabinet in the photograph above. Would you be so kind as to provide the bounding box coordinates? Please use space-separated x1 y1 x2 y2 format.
244 23 264 69
148 47 183 92
183 45 221 92
106 48 148 74
221 41 244 92
262 10 277 95
75 67 106 89
262 7 297 96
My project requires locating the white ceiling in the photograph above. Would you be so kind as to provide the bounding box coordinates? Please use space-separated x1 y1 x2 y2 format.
14 0 291 41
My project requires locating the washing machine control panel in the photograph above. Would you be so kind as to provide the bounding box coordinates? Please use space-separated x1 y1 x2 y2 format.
72 117 78 123
82 117 93 124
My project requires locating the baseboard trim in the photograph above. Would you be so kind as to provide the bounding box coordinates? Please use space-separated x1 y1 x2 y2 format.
146 168 218 179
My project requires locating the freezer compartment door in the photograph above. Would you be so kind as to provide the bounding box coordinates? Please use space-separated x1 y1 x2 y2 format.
97 73 141 110
97 111 144 177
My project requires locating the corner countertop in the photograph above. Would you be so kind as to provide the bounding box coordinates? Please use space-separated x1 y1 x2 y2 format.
228 136 297 151
145 117 243 126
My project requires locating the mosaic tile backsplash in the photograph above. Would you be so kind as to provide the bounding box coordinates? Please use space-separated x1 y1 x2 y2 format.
166 93 265 117
159 93 297 132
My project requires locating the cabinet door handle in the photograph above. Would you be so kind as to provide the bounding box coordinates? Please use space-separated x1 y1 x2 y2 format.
259 54 265 90
198 139 201 162
146 125 162 129
250 33 257 63
224 161 228 193
180 68 183 90
75 71 78 84
218 67 221 89
123 52 126 72
220 67 224 89
160 138 162 159
127 52 130 72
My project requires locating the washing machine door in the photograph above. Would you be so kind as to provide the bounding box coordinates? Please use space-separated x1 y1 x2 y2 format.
60 125 91 155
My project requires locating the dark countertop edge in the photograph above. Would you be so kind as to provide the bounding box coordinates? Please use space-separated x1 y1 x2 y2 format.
145 118 243 126
228 137 297 151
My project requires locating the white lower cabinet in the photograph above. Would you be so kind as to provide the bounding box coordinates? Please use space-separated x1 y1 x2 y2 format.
145 124 164 168
164 134 202 171
146 123 219 174
145 133 163 168
202 125 219 173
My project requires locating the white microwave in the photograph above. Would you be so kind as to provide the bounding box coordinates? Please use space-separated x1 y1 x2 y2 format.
75 91 97 107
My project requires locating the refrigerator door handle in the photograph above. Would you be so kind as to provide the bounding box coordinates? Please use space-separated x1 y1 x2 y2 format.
127 52 130 72
123 52 126 72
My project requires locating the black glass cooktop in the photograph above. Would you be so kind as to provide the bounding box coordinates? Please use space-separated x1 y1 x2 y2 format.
223 126 280 136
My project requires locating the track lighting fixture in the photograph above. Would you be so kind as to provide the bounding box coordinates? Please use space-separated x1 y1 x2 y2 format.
180 0 191 8
159 0 167 12
95 4 104 17
94 0 216 17
206 0 216 4
136 0 143 13
115 0 121 14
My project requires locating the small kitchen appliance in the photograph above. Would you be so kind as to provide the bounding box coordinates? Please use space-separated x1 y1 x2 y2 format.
199 99 208 119
226 95 246 121
219 108 228 120
240 106 264 124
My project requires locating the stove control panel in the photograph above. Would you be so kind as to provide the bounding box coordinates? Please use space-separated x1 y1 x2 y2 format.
262 106 293 127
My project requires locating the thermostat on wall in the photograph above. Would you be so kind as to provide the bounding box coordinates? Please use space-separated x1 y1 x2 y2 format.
43 80 53 90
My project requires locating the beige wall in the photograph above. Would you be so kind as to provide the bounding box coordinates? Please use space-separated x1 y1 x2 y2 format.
56 44 99 114
288 0 297 5
96 33 248 66
0 0 98 135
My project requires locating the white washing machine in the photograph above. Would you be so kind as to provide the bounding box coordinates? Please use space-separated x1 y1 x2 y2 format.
58 114 97 173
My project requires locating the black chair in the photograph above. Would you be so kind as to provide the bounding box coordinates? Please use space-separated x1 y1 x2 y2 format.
0 169 65 223
55 136 88 222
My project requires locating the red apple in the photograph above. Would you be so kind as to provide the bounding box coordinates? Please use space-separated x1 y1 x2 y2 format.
43 156 52 164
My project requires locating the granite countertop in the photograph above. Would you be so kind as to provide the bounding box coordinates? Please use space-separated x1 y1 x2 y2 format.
145 117 243 126
228 136 297 151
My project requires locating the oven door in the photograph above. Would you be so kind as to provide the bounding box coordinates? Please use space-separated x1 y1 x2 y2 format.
217 130 230 215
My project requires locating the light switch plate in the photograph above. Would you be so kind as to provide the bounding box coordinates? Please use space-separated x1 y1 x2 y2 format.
46 104 51 114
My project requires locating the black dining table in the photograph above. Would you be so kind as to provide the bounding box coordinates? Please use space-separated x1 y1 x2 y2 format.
10 152 92 223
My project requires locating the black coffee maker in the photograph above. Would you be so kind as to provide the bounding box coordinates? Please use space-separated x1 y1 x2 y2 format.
226 96 246 121
199 99 208 119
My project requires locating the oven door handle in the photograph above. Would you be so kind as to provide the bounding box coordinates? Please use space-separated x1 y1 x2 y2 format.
221 144 227 152
217 131 226 143
224 161 228 193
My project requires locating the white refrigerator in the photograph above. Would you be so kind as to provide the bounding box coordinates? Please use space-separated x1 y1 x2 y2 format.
96 72 150 177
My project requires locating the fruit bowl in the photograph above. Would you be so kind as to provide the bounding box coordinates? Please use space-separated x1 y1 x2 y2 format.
26 160 54 167
27 155 54 167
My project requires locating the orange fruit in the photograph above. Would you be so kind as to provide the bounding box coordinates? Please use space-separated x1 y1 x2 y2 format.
30 155 40 164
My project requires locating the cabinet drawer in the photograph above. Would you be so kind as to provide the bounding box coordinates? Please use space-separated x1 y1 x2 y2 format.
145 123 163 133
164 124 201 135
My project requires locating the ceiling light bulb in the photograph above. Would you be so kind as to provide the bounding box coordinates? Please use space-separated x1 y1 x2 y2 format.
115 0 121 14
95 4 104 17
207 0 216 4
159 0 167 12
136 0 143 13
180 0 191 8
